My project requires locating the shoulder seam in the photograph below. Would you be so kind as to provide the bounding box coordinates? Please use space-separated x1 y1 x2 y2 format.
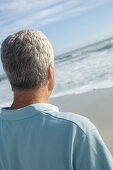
41 111 96 136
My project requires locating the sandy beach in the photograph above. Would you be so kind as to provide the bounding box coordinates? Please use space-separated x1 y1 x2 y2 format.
50 87 113 156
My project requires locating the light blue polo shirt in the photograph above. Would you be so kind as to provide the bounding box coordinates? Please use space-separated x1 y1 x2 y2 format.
0 103 113 170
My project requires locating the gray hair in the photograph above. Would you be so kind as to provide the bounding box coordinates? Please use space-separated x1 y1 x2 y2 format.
1 29 54 90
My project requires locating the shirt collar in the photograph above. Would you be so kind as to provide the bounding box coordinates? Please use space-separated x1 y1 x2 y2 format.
0 103 59 120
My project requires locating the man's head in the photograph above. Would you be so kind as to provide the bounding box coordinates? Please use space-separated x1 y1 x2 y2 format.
1 29 54 95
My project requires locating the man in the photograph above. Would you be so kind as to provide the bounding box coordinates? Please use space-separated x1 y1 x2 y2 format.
0 29 113 170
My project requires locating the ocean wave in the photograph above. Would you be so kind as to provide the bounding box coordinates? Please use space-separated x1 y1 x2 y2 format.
55 37 113 64
51 80 113 98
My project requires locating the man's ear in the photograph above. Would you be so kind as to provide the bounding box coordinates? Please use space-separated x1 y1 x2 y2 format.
47 63 54 92
48 63 54 80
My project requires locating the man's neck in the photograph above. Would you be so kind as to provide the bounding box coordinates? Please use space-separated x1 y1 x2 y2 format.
9 87 50 110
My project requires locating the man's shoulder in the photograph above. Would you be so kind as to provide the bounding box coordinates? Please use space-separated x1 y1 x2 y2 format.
46 111 96 134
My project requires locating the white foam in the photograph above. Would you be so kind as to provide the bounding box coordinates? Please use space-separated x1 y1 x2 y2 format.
52 80 113 98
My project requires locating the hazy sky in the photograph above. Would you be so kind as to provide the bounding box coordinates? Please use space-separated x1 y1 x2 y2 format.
0 0 113 56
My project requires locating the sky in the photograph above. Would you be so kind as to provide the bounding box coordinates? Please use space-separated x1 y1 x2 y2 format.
0 0 113 57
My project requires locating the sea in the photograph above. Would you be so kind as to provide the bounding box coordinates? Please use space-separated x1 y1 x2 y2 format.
0 37 113 107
